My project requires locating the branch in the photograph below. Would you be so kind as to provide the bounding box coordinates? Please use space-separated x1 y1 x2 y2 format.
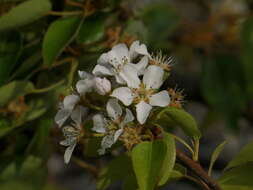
176 149 222 190
72 156 99 177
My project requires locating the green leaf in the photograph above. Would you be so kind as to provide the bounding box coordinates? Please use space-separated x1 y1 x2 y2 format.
221 185 253 190
168 164 186 182
76 14 106 44
0 0 52 31
26 117 52 157
219 163 253 187
241 16 253 97
155 107 201 140
208 141 226 176
124 19 148 42
97 154 133 190
140 3 179 49
0 155 47 190
158 133 176 186
131 135 176 190
201 54 246 130
0 81 34 107
0 119 12 138
225 140 253 170
0 32 22 85
42 16 84 66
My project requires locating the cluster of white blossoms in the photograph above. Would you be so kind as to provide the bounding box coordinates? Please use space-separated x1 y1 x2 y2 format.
55 41 173 163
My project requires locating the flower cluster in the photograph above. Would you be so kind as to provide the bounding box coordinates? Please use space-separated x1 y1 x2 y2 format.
55 41 175 163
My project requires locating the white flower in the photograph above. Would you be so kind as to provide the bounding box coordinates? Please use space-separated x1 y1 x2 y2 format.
76 71 95 95
76 70 111 96
55 94 80 127
94 77 111 95
92 41 150 88
150 52 173 71
92 99 134 155
60 105 88 164
111 65 170 124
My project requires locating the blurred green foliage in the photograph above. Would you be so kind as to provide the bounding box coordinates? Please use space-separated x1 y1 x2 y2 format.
0 0 253 189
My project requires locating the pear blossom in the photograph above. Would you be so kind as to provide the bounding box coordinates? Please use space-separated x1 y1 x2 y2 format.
111 65 170 124
92 41 150 88
94 77 111 95
150 52 173 71
92 99 134 155
55 94 80 127
76 70 111 95
60 105 88 164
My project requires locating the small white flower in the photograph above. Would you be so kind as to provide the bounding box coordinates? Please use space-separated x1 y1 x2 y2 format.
92 41 150 88
55 94 80 127
76 71 95 95
94 77 111 95
76 70 112 96
60 105 88 164
150 52 173 71
111 65 170 124
92 99 134 154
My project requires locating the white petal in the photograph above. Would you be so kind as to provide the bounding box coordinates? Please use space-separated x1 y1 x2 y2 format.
108 43 129 67
129 41 150 60
114 129 123 142
129 56 148 76
92 114 106 133
78 70 93 79
115 74 126 84
76 79 94 95
92 64 113 76
60 137 76 146
119 64 141 88
149 91 170 107
106 99 122 120
97 53 109 65
94 77 111 95
136 101 152 124
101 134 114 149
64 143 76 164
143 65 164 90
111 87 134 106
54 109 71 127
71 105 88 126
63 94 80 110
121 108 134 126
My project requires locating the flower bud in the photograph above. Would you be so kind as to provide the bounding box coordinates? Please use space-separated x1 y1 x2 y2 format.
94 77 111 95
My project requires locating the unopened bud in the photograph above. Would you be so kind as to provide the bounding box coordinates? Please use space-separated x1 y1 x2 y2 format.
94 77 111 95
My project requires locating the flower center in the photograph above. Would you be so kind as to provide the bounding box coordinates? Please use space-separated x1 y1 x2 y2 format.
132 83 155 104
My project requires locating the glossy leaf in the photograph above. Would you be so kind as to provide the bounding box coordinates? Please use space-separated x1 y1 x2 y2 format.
219 163 253 187
208 141 226 176
0 0 52 31
221 185 253 190
140 3 179 48
0 119 12 138
131 134 176 190
225 140 253 170
42 16 84 66
158 133 176 186
0 32 22 85
201 54 246 130
97 154 133 190
241 16 253 97
77 14 106 44
156 107 201 140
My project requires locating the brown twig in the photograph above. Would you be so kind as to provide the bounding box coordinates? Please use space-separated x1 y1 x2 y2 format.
176 149 222 190
72 156 99 177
